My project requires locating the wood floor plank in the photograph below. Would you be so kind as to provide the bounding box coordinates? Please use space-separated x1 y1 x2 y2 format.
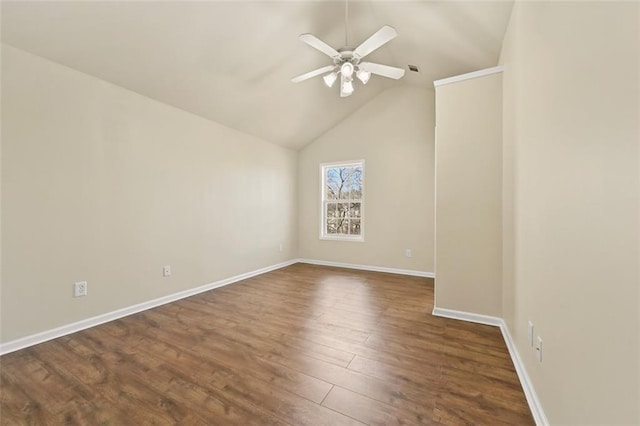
126 312 336 405
365 331 514 368
0 371 55 425
144 304 356 371
434 390 532 426
348 354 443 387
322 385 428 425
1 351 80 415
271 350 439 420
190 291 372 344
439 365 532 409
1 264 534 425
76 330 287 425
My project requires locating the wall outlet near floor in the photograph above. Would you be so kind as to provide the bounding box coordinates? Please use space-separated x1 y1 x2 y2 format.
279 243 283 252
74 281 88 297
536 336 543 362
528 321 534 347
405 249 412 258
163 265 171 277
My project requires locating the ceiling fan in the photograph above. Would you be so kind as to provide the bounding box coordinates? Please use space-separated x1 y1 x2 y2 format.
291 1 405 98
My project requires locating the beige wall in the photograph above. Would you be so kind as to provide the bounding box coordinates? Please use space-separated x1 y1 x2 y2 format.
1 45 297 343
298 86 434 273
501 2 639 424
434 73 503 317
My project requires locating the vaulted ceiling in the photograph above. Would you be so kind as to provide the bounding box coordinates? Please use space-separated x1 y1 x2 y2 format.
1 1 513 150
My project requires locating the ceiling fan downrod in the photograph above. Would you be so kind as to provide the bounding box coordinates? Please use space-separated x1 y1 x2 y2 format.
344 0 349 48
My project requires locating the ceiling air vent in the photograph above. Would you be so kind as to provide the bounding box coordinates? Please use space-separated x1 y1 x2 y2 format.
408 64 420 73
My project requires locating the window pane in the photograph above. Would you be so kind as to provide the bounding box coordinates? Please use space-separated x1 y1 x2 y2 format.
338 203 349 218
350 220 361 235
325 166 363 201
337 168 350 199
326 219 340 234
326 203 338 219
345 167 363 199
325 168 341 200
350 184 362 199
349 203 361 218
337 220 349 234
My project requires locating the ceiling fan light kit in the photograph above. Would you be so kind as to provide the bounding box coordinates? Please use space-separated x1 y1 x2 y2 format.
292 1 405 98
341 79 354 97
356 69 371 85
323 72 338 88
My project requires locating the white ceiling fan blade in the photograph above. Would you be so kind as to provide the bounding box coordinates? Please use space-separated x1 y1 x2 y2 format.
299 34 341 59
291 65 337 83
353 26 398 59
358 62 405 80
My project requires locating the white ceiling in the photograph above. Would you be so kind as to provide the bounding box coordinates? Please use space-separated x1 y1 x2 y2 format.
1 1 513 150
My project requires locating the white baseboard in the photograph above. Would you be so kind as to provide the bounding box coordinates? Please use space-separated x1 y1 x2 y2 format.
297 258 434 278
432 306 549 426
432 307 503 327
0 259 298 356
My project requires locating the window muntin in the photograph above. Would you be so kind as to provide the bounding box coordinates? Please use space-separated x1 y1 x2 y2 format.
320 161 364 241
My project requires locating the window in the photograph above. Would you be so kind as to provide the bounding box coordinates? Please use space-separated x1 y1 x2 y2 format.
320 160 364 241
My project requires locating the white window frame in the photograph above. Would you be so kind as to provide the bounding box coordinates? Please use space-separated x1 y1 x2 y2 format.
319 160 365 242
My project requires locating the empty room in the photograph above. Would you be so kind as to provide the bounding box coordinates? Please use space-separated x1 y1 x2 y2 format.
1 1 638 425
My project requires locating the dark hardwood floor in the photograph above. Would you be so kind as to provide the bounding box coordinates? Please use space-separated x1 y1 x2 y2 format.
0 263 534 425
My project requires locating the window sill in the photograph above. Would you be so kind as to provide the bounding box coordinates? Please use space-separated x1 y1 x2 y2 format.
319 235 365 242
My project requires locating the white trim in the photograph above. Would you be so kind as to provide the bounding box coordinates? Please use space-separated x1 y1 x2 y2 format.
319 160 365 242
297 258 434 278
433 66 504 88
432 307 503 327
0 259 297 355
432 306 549 426
318 235 365 242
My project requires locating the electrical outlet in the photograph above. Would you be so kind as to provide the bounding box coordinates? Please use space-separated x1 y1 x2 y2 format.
528 321 534 347
405 249 412 258
74 281 88 297
163 265 171 277
536 337 543 362
279 243 283 252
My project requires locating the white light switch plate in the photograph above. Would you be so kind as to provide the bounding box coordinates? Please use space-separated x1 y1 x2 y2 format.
536 337 543 362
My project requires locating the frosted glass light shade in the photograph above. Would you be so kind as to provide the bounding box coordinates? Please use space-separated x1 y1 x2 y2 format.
323 72 338 87
356 69 371 84
341 79 354 97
